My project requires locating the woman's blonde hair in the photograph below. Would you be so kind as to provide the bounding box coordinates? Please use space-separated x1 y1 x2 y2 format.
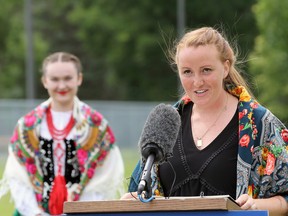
41 52 82 75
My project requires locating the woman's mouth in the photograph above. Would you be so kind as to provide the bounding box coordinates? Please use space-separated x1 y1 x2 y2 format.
194 89 207 94
58 91 68 95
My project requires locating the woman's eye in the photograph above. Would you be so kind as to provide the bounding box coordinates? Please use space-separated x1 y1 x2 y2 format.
183 70 191 74
203 68 212 73
64 76 72 81
51 78 58 82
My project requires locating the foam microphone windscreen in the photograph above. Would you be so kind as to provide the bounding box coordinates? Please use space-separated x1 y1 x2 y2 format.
138 103 181 164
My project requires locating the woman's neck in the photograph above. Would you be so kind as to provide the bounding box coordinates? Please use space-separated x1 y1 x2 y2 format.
193 91 229 117
50 101 74 112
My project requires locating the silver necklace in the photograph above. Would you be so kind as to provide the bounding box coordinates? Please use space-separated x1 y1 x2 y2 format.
193 94 228 148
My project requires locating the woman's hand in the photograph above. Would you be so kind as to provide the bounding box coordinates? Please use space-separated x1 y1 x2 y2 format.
236 194 258 210
120 192 138 200
236 194 288 216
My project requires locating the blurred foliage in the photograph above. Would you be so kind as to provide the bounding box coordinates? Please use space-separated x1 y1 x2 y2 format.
0 1 26 98
0 0 257 101
249 0 288 122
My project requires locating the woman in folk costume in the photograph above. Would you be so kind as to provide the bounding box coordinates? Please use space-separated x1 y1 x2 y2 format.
0 52 125 215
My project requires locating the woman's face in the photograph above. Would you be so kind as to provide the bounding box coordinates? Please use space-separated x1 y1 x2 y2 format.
42 61 82 110
177 44 229 108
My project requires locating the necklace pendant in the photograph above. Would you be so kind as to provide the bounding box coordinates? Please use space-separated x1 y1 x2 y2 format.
197 139 202 147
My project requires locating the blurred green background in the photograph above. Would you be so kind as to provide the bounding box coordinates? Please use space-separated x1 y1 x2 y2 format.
0 0 288 121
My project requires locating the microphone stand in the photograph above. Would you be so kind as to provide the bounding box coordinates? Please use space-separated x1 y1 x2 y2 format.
137 154 155 203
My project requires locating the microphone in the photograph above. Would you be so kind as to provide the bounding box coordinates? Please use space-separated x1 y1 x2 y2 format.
137 103 181 200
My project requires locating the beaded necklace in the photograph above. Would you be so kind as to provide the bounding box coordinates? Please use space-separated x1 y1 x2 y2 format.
46 106 75 174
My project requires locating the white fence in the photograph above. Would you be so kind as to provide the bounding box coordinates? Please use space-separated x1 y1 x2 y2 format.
0 99 172 152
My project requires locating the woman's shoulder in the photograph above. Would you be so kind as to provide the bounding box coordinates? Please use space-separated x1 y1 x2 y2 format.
17 102 47 130
78 101 107 127
253 102 286 128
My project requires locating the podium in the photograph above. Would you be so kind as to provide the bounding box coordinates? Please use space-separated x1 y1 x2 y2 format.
63 196 268 216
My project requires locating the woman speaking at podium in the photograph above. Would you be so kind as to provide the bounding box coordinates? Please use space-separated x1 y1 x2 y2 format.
0 52 125 215
122 27 288 216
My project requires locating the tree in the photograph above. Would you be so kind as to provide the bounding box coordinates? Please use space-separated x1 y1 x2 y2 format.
249 0 288 122
0 1 26 98
33 0 179 101
0 0 258 102
0 0 49 98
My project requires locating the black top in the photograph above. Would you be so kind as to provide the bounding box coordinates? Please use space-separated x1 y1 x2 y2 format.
159 102 238 199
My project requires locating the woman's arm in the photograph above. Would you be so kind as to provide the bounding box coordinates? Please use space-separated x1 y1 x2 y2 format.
5 150 46 216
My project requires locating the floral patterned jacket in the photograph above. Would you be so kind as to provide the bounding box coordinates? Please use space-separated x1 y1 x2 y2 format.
128 86 288 201
7 97 118 212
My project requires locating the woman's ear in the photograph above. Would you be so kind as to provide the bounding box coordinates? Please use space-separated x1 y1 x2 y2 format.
77 72 83 86
41 76 48 89
223 60 230 78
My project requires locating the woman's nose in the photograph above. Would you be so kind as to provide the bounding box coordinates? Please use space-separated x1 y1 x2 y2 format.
58 80 67 89
193 75 204 87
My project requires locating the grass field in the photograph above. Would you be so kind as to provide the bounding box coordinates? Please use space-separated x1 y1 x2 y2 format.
0 148 140 215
